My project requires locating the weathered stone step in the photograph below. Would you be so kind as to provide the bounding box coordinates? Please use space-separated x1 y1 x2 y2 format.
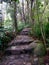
8 35 34 46
20 28 32 35
5 41 37 55
5 45 33 55
20 31 29 35
0 54 31 65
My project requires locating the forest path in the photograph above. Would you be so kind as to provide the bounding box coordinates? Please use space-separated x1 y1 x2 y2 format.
0 28 38 65
0 28 49 65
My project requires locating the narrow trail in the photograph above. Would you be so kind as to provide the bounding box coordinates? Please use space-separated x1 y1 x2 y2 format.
0 28 35 65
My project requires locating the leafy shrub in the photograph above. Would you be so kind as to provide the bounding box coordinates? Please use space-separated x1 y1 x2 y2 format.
17 21 31 32
44 22 49 37
30 22 49 39
1 36 11 44
30 23 41 38
0 31 15 50
5 31 15 40
0 36 10 51
1 36 11 49
46 39 49 47
34 24 41 37
17 21 25 32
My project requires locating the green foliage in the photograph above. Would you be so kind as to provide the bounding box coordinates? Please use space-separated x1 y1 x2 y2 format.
0 31 15 50
4 17 13 30
46 38 49 47
30 21 49 39
1 36 11 44
30 23 41 38
34 23 41 38
30 0 49 39
34 43 46 57
0 36 10 50
44 22 49 37
16 0 19 3
5 32 15 40
17 21 25 32
37 21 49 45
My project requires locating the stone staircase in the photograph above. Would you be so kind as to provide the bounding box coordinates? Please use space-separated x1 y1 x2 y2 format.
0 28 35 65
5 35 34 55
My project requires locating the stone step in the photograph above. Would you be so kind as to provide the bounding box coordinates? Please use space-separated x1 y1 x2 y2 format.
0 54 31 65
5 45 33 55
8 40 33 46
20 28 32 35
8 35 34 46
5 41 37 55
20 31 29 35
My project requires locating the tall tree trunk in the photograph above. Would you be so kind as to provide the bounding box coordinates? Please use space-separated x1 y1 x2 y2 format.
22 0 26 24
13 0 17 34
0 3 3 28
26 0 30 24
30 0 34 24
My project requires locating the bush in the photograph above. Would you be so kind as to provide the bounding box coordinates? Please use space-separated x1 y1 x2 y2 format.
31 22 49 39
34 23 41 37
46 39 49 47
5 31 15 40
30 23 41 38
44 22 49 38
0 36 10 51
0 31 15 50
1 36 11 44
17 21 25 32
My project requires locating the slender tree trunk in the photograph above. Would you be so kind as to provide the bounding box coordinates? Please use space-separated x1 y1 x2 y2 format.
30 0 34 24
26 0 30 24
22 0 26 24
0 1 3 28
13 0 17 34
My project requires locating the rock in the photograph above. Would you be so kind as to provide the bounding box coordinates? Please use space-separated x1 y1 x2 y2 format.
33 40 41 43
29 42 37 49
